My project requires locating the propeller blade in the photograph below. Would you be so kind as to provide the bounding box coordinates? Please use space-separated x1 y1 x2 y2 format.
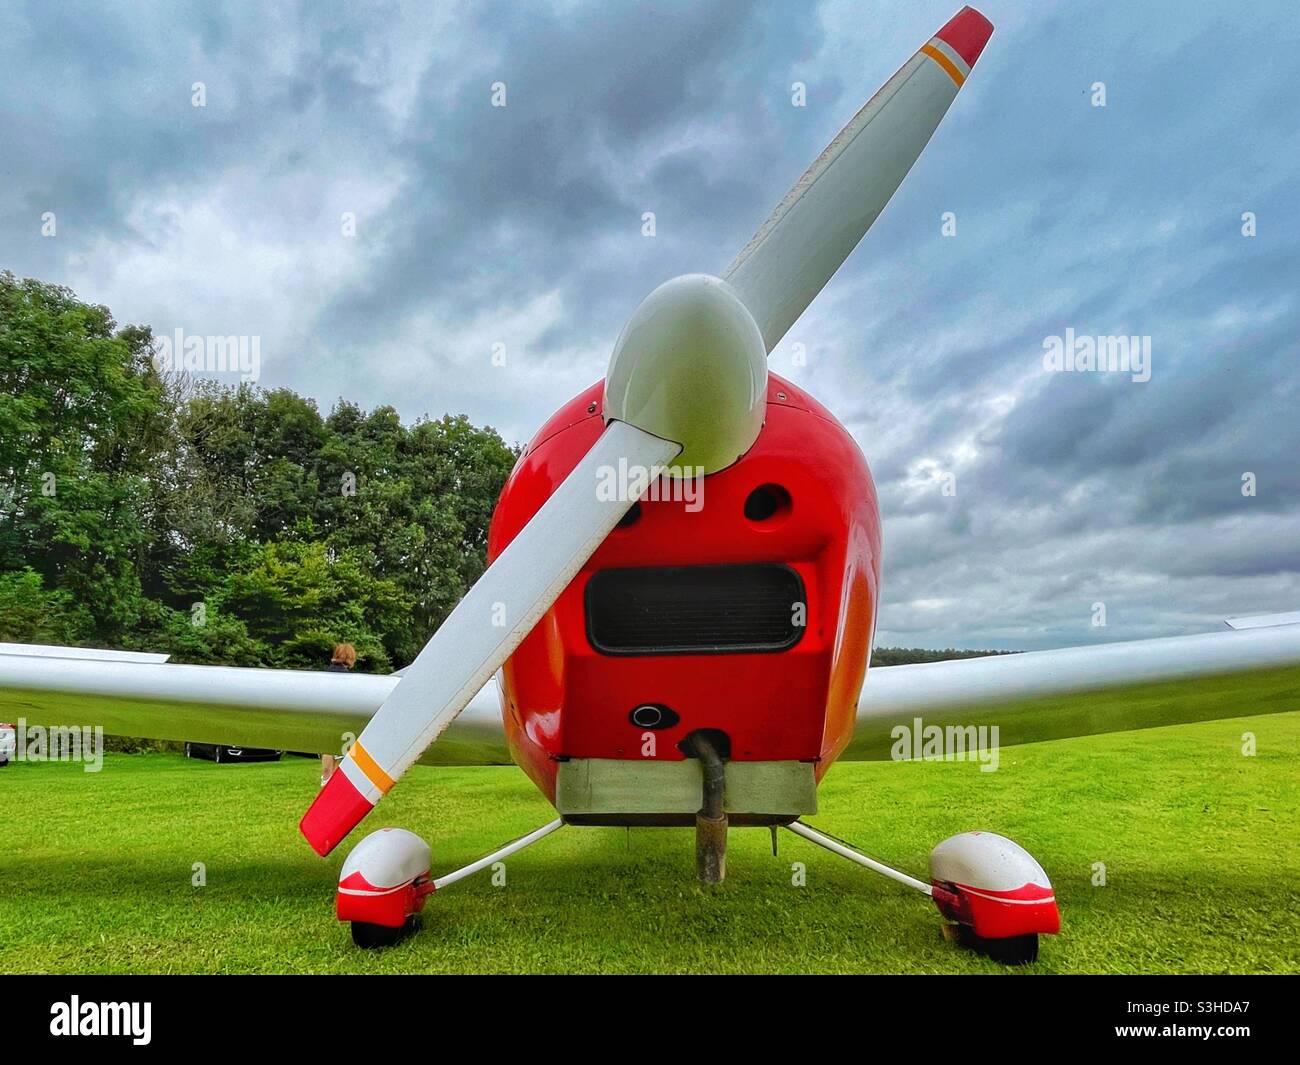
724 5 994 352
301 420 681 855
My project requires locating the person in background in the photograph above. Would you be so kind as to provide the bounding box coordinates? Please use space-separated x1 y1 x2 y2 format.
328 643 357 673
321 643 357 786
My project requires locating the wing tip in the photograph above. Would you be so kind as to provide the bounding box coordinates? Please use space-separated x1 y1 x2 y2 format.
936 6 994 69
1224 610 1300 631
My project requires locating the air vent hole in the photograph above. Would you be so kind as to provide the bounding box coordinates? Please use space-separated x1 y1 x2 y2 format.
744 484 791 522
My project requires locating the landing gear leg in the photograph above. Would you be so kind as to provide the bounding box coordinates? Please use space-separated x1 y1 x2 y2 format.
432 818 566 891
784 821 933 893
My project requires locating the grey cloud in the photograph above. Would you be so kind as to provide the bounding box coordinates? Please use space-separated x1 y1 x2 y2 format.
1 0 1297 651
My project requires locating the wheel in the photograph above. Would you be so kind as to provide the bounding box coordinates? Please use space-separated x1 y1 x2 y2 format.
982 933 1038 965
350 917 418 949
947 924 1039 965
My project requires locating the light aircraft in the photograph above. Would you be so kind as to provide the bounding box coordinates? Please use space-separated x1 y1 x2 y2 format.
4 7 1300 963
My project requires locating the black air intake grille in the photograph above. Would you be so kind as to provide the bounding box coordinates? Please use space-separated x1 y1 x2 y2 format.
586 564 805 655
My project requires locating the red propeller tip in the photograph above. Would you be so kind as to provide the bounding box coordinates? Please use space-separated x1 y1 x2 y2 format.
300 769 374 856
935 6 994 69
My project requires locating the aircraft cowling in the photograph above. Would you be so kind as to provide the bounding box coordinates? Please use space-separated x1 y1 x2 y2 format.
488 372 882 811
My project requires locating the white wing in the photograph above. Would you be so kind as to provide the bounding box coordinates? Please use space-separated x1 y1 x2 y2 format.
9 619 1299 768
846 620 1300 759
0 645 508 765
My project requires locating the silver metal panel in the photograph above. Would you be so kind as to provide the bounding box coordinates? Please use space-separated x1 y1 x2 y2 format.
556 758 817 816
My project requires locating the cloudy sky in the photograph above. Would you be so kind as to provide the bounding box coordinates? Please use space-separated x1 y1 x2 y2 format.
3 0 1297 650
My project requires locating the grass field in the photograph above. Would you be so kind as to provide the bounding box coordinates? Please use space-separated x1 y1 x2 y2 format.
1 712 1297 974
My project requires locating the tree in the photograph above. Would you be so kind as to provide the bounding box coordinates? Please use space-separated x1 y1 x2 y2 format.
0 273 168 638
1 272 517 670
215 540 414 671
0 568 90 645
128 599 269 668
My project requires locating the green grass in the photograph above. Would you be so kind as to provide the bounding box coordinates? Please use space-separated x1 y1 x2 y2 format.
1 712 1297 974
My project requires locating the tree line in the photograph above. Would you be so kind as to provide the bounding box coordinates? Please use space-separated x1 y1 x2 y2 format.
0 272 516 672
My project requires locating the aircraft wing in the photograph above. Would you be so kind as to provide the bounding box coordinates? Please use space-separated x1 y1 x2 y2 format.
845 615 1300 759
8 614 1299 768
0 644 510 765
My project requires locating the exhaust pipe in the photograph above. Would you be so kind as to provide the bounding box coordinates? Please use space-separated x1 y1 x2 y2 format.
683 731 727 884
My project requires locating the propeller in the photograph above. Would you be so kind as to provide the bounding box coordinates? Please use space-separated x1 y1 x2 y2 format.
725 5 994 352
300 6 993 855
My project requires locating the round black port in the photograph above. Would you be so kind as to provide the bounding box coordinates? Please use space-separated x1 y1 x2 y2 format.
744 484 791 522
629 703 679 730
616 501 642 528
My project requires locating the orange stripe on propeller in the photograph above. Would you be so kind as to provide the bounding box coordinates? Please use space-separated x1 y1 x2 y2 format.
351 741 395 794
921 43 966 87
